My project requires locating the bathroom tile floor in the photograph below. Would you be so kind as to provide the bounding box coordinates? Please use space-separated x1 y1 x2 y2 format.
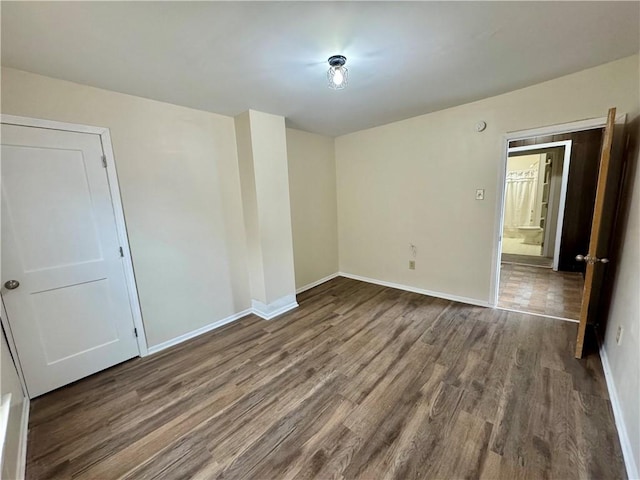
501 237 543 256
498 263 584 320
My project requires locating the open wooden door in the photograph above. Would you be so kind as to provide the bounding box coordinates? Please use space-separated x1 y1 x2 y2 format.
574 107 625 358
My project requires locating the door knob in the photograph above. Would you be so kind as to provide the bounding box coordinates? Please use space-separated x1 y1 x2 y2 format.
575 254 609 265
4 280 20 290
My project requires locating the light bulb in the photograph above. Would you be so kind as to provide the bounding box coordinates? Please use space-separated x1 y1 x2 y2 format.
327 56 348 89
332 68 344 86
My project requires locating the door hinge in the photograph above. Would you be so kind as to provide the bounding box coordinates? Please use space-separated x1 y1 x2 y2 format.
134 328 138 338
119 246 124 257
101 155 107 168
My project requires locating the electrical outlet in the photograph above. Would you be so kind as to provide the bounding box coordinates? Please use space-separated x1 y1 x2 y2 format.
409 260 416 270
475 189 485 200
616 325 624 345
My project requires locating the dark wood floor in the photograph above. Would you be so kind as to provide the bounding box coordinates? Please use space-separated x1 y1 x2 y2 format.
26 277 625 479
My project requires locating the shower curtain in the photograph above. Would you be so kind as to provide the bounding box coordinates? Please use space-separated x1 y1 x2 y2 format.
504 169 537 233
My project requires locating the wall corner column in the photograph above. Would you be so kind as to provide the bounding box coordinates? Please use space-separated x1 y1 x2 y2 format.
234 110 297 319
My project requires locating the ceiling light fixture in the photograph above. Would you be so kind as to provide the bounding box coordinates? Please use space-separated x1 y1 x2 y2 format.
327 55 348 90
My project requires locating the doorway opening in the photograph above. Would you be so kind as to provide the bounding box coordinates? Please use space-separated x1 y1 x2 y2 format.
495 126 605 321
501 141 571 270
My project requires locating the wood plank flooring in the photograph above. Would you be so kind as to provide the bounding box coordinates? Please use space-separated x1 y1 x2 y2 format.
26 277 626 479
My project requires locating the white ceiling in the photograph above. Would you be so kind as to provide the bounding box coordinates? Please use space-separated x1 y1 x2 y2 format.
2 2 639 136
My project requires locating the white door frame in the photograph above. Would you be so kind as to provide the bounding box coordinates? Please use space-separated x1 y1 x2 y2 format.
507 140 573 271
1 297 29 397
489 114 626 307
0 114 149 362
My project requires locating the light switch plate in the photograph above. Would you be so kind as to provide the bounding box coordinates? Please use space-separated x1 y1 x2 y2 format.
476 189 485 200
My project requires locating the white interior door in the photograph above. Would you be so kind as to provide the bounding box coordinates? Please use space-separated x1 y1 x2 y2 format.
1 124 139 397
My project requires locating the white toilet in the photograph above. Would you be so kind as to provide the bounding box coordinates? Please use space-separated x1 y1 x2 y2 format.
517 226 543 245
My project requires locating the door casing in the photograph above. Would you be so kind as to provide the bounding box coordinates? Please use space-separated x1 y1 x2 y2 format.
0 114 149 397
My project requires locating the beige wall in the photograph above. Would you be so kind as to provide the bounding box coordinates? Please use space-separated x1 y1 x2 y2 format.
1 67 251 347
235 112 267 303
286 128 339 289
602 117 640 475
336 55 639 303
507 154 541 173
1 330 26 479
235 110 296 307
248 111 296 304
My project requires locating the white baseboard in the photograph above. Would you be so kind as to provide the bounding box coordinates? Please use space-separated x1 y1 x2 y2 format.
495 306 580 323
296 273 340 294
146 295 300 355
339 272 490 308
598 337 639 480
146 308 252 355
251 295 298 320
15 398 29 480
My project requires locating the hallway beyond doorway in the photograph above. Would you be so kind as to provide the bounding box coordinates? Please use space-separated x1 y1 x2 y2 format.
498 263 584 320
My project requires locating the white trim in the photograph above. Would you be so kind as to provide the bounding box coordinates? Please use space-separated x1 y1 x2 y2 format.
507 141 573 153
0 115 149 356
552 143 572 271
147 308 252 355
507 140 573 271
598 337 639 480
146 295 300 355
494 306 579 323
0 302 29 480
146 296 299 356
505 116 609 141
491 114 626 307
251 295 299 320
15 398 29 480
339 272 490 308
296 273 340 294
1 114 106 135
0 394 11 475
489 136 510 308
99 130 148 356
0 298 29 398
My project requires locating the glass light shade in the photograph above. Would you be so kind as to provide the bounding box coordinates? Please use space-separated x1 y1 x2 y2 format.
328 65 348 90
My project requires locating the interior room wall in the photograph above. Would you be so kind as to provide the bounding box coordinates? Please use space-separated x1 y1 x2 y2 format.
286 128 339 290
600 116 640 478
235 112 267 304
507 154 540 173
1 330 26 480
246 111 296 305
335 54 639 304
1 67 251 348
